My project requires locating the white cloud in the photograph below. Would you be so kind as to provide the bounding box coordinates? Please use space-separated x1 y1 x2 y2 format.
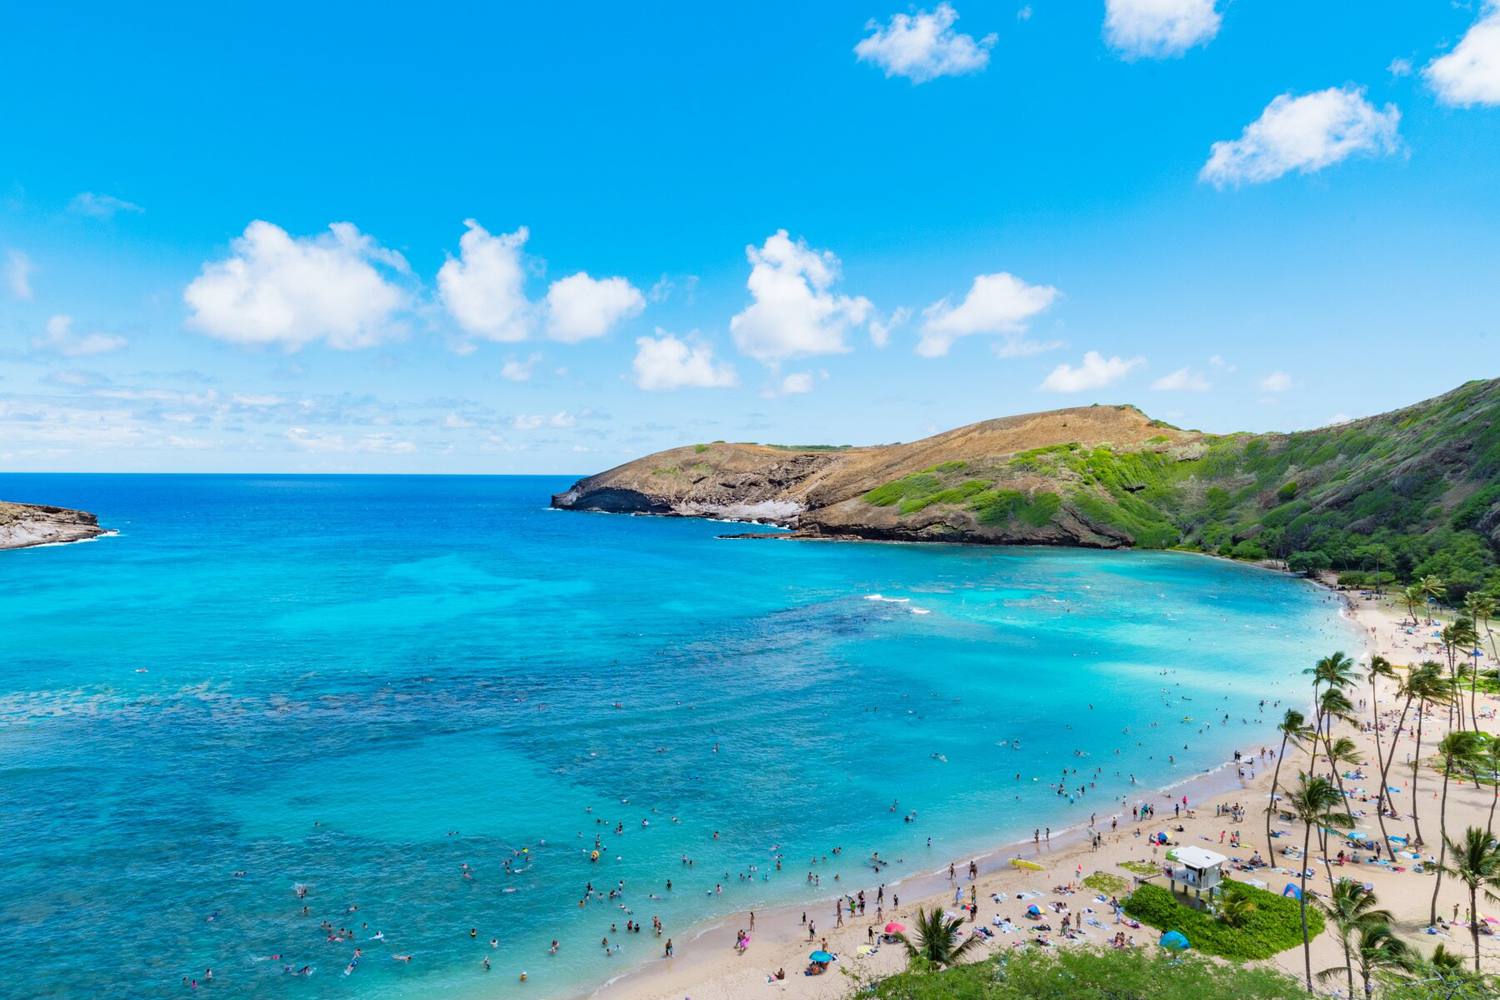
544 272 645 342
1260 371 1292 392
1104 0 1220 59
648 274 699 304
437 219 533 342
231 393 285 407
1200 87 1401 188
1426 4 1500 107
512 411 577 431
780 371 815 395
1150 366 1210 391
869 306 911 348
184 220 409 349
1017 5 1033 22
1208 354 1235 371
729 230 872 364
1387 57 1413 78
5 249 33 300
286 427 416 454
444 412 476 429
917 272 1060 358
1039 351 1143 393
855 4 996 84
500 353 542 382
69 192 144 218
32 314 128 357
632 331 738 391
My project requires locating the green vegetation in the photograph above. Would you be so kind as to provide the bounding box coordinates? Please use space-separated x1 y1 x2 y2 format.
865 947 1309 1000
1080 871 1128 895
1117 860 1157 876
854 378 1500 595
1122 882 1322 960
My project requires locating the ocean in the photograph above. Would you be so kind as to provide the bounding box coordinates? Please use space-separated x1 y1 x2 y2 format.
0 474 1361 999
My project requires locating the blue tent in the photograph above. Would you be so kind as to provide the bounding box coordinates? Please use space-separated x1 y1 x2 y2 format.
1282 883 1302 900
1160 930 1190 951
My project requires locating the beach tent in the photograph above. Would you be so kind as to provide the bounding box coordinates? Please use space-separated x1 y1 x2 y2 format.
1026 904 1042 917
1283 883 1302 900
1160 930 1190 951
809 950 834 963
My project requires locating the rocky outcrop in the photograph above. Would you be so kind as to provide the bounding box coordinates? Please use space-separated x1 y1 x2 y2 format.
0 502 107 550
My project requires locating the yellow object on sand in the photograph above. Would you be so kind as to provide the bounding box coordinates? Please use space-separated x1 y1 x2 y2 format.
1010 858 1044 871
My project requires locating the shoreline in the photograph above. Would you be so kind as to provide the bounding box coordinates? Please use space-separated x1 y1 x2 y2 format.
553 565 1366 1000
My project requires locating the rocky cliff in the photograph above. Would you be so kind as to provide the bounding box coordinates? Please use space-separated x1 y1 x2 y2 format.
0 501 107 550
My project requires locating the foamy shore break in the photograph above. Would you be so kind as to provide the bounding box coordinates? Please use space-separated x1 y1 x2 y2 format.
575 578 1497 1000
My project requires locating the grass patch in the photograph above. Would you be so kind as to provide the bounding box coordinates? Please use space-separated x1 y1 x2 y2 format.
1081 871 1129 895
1118 860 1157 876
1123 881 1322 960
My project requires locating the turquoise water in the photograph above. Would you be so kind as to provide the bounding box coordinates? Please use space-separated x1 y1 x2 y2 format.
0 474 1359 999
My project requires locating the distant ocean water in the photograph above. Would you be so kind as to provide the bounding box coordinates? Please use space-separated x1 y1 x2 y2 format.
0 474 1361 999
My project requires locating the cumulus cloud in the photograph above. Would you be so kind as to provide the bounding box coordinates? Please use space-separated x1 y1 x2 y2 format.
632 331 738 391
1039 351 1143 393
1426 4 1500 107
1104 0 1220 59
32 314 128 357
1387 57 1413 78
500 353 542 382
917 272 1060 358
780 371 815 395
69 192 144 218
1200 87 1401 188
1260 371 1292 392
729 230 872 364
1151 366 1210 391
544 272 645 342
855 4 996 83
869 306 911 348
437 219 533 342
512 411 577 431
184 220 409 349
286 427 416 454
5 249 33 300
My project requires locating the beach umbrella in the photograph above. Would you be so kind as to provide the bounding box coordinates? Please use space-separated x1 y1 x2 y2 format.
883 922 905 934
809 950 834 963
1159 930 1190 951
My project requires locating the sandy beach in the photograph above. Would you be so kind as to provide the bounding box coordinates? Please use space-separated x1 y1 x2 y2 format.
586 578 1499 1000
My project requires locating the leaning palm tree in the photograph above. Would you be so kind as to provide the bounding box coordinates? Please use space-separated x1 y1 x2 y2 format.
1315 880 1395 1000
1430 731 1483 926
895 906 982 970
1322 921 1413 1000
1376 663 1434 853
1266 708 1312 862
1406 662 1453 846
1288 774 1354 991
1367 655 1399 856
1403 584 1425 627
1478 737 1500 837
1441 617 1479 730
1441 825 1500 973
1468 590 1497 663
1421 574 1448 614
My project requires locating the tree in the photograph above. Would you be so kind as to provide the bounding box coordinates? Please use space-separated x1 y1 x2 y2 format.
1334 922 1413 1000
1217 890 1257 929
1267 709 1312 863
1467 590 1497 664
1478 737 1500 837
1367 655 1399 857
1315 880 1395 1000
1405 662 1452 846
1429 731 1483 926
1404 584 1426 626
895 906 983 970
1440 825 1500 973
1422 574 1448 613
1287 774 1354 991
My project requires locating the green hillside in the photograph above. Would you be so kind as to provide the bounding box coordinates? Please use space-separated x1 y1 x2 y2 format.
859 378 1500 596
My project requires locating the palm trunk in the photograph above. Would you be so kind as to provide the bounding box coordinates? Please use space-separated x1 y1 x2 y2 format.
1411 702 1427 846
1369 675 1394 862
1428 748 1455 926
1343 934 1354 1000
1299 820 1314 993
1377 693 1415 858
1267 732 1289 863
1488 766 1498 838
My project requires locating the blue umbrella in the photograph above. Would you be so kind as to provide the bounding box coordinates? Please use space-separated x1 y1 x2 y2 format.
809 950 834 963
1160 930 1190 951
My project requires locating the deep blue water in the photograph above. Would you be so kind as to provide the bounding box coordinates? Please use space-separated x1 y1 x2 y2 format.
0 474 1359 998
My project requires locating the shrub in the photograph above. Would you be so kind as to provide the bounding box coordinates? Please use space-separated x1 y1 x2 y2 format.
1122 881 1322 960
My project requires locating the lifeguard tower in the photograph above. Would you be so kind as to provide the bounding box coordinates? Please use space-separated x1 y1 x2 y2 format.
1166 846 1227 903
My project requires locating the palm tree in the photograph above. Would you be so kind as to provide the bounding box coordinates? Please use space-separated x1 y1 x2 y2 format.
1367 655 1399 856
1406 662 1452 847
895 906 982 970
1315 880 1394 1000
1421 574 1448 616
1288 774 1354 991
1322 921 1413 1000
1376 663 1433 854
1217 888 1257 929
1479 737 1500 837
1430 731 1483 926
1467 590 1497 664
1441 825 1500 973
1403 584 1425 627
1441 617 1479 730
1267 708 1312 862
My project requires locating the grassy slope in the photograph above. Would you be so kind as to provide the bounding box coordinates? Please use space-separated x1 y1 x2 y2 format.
858 378 1500 594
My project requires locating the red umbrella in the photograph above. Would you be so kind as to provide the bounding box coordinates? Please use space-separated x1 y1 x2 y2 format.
884 922 905 934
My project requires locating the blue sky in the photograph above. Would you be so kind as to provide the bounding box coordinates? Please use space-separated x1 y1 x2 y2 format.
2 1 1498 473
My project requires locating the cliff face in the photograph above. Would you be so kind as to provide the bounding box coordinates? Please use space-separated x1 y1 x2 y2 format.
0 502 106 550
552 380 1500 581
